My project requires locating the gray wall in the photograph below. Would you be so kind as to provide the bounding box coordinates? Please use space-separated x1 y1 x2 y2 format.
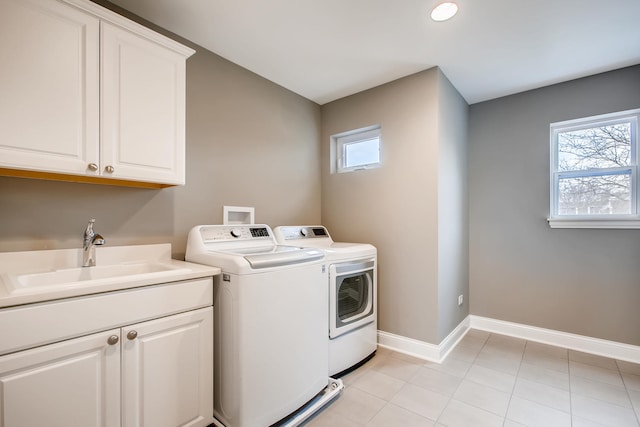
469 64 640 346
321 68 469 345
437 73 469 342
0 2 322 258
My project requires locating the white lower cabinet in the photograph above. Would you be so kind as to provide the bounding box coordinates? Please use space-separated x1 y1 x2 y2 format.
0 307 213 427
0 329 121 427
122 308 213 427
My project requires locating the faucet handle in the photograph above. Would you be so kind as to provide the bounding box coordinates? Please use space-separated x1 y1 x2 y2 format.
84 219 97 241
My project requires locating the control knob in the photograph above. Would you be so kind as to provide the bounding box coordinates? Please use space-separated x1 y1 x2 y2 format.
300 228 308 237
230 228 242 238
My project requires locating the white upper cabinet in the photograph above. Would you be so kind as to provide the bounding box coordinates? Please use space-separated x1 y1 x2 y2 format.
101 22 186 185
0 0 194 187
0 0 100 176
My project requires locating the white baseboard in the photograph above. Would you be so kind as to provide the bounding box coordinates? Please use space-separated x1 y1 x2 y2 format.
377 315 640 364
469 315 640 364
377 316 470 363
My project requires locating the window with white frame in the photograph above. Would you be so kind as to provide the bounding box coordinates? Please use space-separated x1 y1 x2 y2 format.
333 126 381 173
549 108 640 228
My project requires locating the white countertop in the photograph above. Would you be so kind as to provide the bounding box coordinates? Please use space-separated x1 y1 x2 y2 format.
0 244 221 308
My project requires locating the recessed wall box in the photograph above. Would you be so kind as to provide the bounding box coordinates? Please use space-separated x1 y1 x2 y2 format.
223 206 255 225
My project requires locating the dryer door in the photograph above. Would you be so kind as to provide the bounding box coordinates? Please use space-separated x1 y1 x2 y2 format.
329 259 375 339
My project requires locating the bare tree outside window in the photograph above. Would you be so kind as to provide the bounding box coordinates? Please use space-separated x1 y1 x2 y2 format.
556 123 632 215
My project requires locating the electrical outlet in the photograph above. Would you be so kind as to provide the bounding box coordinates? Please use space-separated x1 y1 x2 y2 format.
458 294 464 306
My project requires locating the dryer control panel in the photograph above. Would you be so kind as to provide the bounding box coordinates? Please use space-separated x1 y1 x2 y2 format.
276 226 330 240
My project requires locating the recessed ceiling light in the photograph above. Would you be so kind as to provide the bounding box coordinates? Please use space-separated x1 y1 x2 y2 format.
430 2 458 22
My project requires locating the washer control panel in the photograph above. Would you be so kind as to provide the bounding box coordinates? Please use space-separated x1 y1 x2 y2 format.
199 225 272 242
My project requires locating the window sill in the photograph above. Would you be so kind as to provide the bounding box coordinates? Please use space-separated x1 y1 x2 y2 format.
547 217 640 229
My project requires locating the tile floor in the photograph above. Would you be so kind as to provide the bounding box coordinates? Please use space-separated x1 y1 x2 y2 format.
305 330 640 427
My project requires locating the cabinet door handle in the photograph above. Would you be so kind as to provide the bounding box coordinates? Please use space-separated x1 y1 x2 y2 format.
105 165 115 173
127 330 138 340
107 335 119 345
88 163 99 171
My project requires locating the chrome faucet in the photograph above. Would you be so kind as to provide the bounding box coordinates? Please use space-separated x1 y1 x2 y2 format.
82 218 105 267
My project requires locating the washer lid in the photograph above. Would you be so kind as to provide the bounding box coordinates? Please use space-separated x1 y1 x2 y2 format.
228 245 324 269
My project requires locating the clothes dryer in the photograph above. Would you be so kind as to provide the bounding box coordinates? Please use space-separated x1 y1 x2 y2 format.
186 225 342 427
273 225 377 377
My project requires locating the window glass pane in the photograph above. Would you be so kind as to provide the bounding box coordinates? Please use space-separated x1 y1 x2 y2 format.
558 173 631 215
557 123 631 172
344 137 379 168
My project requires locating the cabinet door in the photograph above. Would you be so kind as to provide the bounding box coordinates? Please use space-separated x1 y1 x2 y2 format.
122 307 213 427
101 22 187 185
0 329 120 427
0 0 100 175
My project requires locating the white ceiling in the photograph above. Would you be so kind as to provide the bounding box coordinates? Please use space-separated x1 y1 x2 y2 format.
109 0 640 105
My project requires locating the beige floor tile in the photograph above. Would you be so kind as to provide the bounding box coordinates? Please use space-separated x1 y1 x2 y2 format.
423 356 471 378
572 394 639 427
569 350 619 370
522 349 570 373
455 338 487 352
390 351 428 365
618 360 640 376
305 334 640 427
571 415 611 427
623 372 640 392
474 348 523 375
524 341 568 360
447 341 483 362
305 407 364 427
352 370 406 401
375 346 394 357
452 379 511 416
485 334 526 351
570 360 625 387
464 328 491 340
341 369 367 387
465 364 516 393
341 364 374 386
506 395 571 427
409 366 463 396
458 331 490 349
518 361 570 390
437 399 503 427
480 342 525 359
372 354 422 382
341 352 387 385
629 388 640 410
390 383 449 421
571 375 633 408
513 377 571 412
366 403 435 427
328 386 387 425
367 349 392 369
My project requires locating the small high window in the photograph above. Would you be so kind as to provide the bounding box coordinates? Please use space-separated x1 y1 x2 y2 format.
549 108 640 228
332 126 381 173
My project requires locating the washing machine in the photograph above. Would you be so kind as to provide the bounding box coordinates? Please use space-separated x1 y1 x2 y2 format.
273 225 377 377
185 225 342 427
